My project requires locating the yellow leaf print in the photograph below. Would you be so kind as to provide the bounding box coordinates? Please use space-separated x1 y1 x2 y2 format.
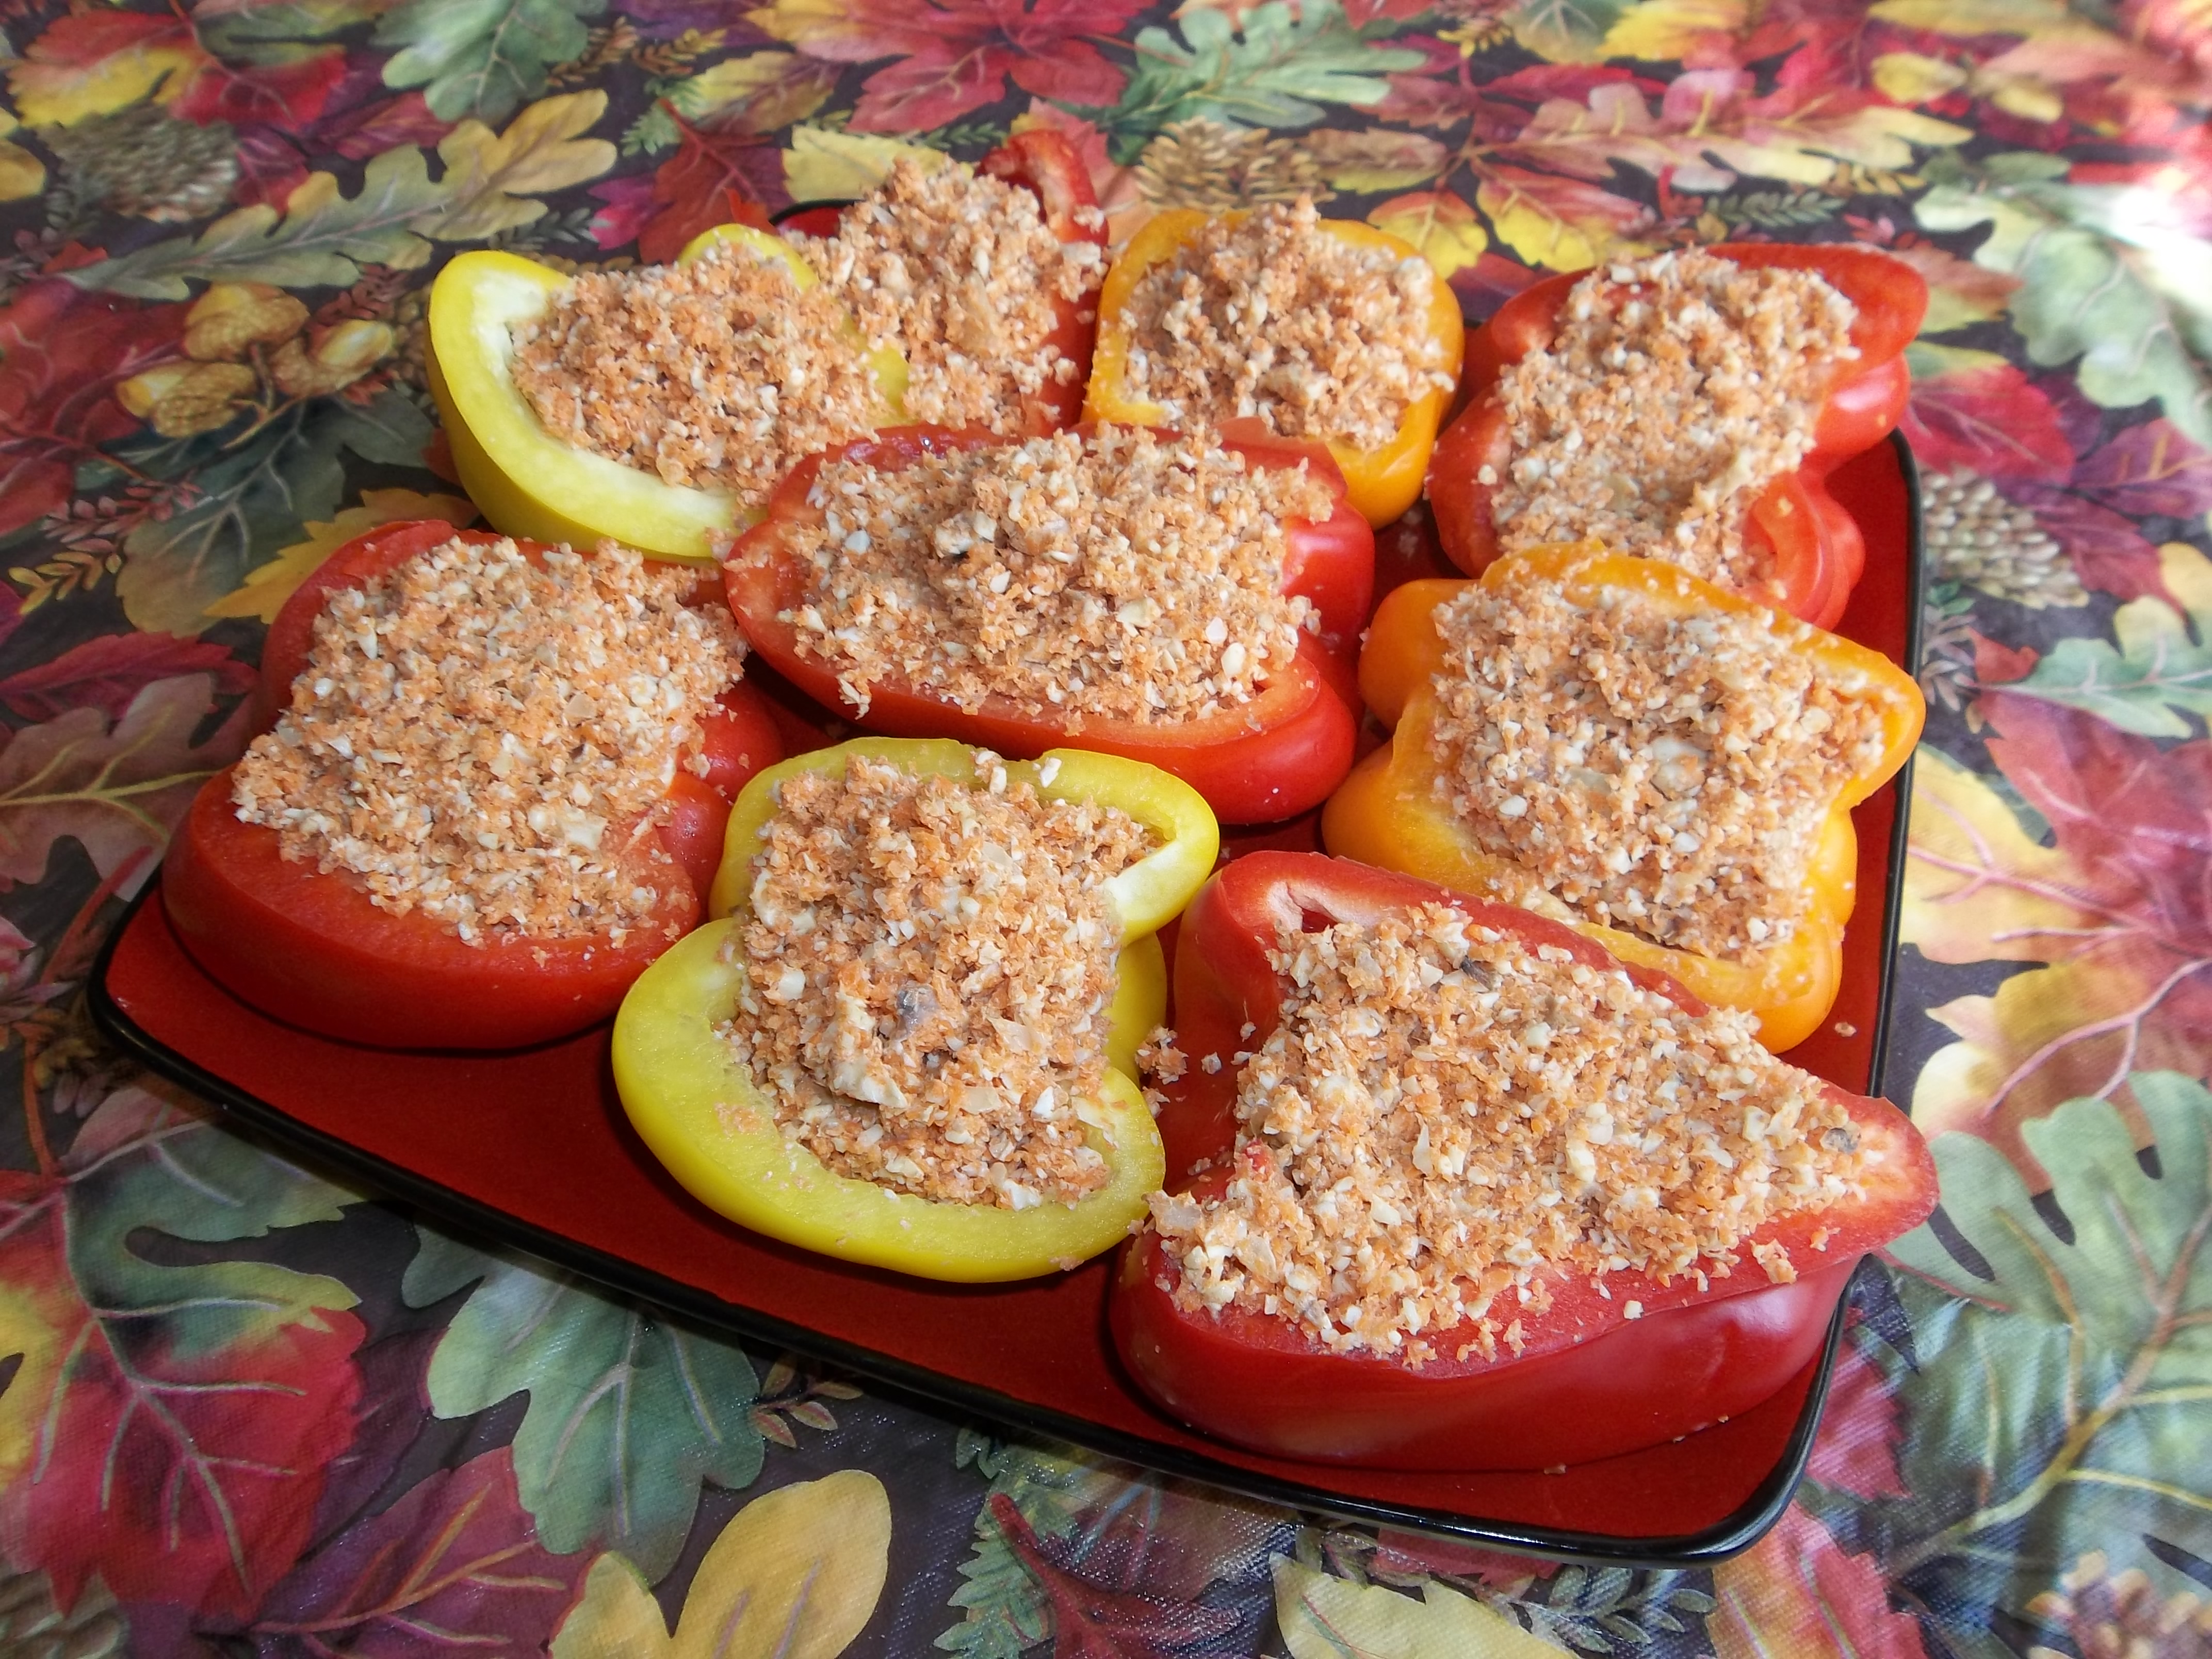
428 92 622 242
551 1471 891 1659
784 127 951 206
1367 191 1489 281
204 490 478 625
1601 0 1750 63
1274 1556 1572 1658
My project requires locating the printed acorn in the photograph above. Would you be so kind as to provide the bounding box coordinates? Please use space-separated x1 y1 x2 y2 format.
1134 118 1329 211
116 284 397 438
2027 1551 2212 1659
1923 469 2085 609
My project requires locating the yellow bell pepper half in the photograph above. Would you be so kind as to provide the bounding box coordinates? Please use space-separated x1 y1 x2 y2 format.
1322 548 1924 1053
613 737 1220 1282
1083 208 1465 529
426 226 906 563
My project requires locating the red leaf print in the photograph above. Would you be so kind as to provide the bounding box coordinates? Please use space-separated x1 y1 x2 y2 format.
0 281 188 538
232 128 312 209
7 11 208 117
0 1088 364 1619
1370 1531 1562 1585
988 1492 1244 1659
833 0 1145 133
1712 1506 1930 1659
1804 1341 1908 1500
2069 418 2212 520
636 120 782 265
1901 361 2074 479
0 633 256 725
318 90 454 160
225 1450 590 1655
169 47 347 134
1995 480 2169 603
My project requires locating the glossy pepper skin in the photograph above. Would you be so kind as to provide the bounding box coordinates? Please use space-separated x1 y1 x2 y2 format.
161 522 785 1051
612 737 1219 1282
722 422 1375 825
1322 545 1925 1052
1082 210 1466 529
426 225 906 563
1426 244 1927 629
1110 850 1938 1471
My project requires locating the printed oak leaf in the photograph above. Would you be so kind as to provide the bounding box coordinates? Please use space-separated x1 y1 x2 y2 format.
1904 699 2212 1176
1916 166 2212 450
1849 1080 2212 1636
203 487 478 625
1900 343 2074 480
1109 3 1424 162
0 1083 364 1618
2003 542 2212 736
218 1447 592 1654
376 0 607 124
0 673 247 896
1710 1506 1929 1659
550 1471 890 1658
400 1232 766 1581
1272 1555 1570 1657
62 92 617 300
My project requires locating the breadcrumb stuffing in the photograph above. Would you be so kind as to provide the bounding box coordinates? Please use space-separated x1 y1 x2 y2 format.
780 426 1331 726
1492 249 1857 599
1425 557 1891 958
1148 905 1867 1357
1135 1026 1186 1115
232 535 744 944
1116 198 1454 450
792 158 1106 432
509 237 884 512
723 753 1157 1208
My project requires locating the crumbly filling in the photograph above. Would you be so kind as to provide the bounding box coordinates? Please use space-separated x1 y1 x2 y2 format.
233 536 744 944
510 238 884 512
782 425 1331 726
723 754 1157 1208
1115 197 1454 450
1148 906 1867 1359
1424 559 1890 958
1491 249 1858 598
791 158 1107 432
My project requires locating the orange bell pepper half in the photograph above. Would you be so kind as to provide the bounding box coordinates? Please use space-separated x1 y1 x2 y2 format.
1426 244 1926 630
1322 545 1924 1052
1083 209 1465 529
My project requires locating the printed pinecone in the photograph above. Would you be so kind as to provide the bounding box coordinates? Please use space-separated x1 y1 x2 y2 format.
0 1566 124 1658
2029 1552 2212 1659
41 106 238 223
1134 119 1330 210
1923 469 2085 608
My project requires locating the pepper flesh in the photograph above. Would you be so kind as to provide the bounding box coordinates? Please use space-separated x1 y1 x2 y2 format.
1083 209 1465 529
1110 850 1938 1470
1426 243 1926 628
721 423 1374 824
161 522 783 1049
1322 545 1924 1052
614 737 1220 1281
426 226 905 562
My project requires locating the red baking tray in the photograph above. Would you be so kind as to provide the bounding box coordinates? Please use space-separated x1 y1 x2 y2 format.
91 433 1923 1566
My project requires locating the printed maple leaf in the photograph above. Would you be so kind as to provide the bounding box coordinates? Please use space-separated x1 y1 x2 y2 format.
1902 690 2212 1181
1900 344 2075 478
0 632 255 725
989 1492 1247 1658
0 1084 364 1619
0 672 248 897
1710 1505 1930 1659
635 118 784 264
216 1448 589 1653
752 0 1145 132
5 7 347 134
0 280 189 538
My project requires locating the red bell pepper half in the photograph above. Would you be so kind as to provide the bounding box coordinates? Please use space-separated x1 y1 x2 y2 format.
722 424 1374 825
1111 851 1938 1470
781 129 1108 434
163 521 785 1050
1425 245 1927 631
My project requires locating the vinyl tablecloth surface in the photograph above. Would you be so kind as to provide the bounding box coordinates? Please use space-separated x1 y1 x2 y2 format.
0 0 2207 1652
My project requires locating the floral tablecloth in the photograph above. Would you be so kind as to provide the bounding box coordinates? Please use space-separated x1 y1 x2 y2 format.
0 0 2207 1652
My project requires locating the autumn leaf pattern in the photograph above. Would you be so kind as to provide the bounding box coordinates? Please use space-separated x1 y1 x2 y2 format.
0 0 2203 1650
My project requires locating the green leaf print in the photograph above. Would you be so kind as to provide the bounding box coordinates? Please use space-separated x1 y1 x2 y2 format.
2003 543 2212 737
376 0 607 123
401 1231 765 1580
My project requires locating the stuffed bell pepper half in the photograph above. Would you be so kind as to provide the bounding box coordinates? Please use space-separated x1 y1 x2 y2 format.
1084 200 1465 528
1426 244 1926 628
1324 545 1923 1052
612 737 1218 1281
1113 851 1938 1470
162 521 784 1049
723 422 1374 824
